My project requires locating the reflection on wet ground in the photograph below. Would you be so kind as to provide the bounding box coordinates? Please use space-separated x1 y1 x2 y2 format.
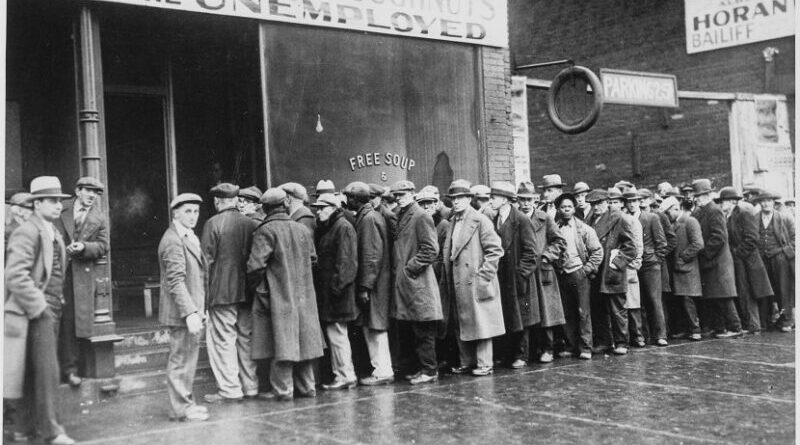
68 332 795 444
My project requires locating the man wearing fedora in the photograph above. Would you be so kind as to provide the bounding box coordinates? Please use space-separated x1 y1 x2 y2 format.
538 174 566 219
572 182 591 221
442 180 505 375
5 176 76 444
5 192 33 247
754 190 794 332
489 181 538 367
53 176 108 388
201 183 260 403
691 179 743 338
158 193 210 421
716 187 773 335
516 182 537 219
586 188 637 355
389 180 442 385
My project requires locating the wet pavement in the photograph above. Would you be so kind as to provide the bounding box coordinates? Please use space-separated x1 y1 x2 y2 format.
63 332 794 444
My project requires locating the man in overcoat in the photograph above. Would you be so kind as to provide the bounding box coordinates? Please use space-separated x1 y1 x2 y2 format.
554 193 603 360
587 188 637 355
311 193 359 390
717 187 773 334
442 180 505 376
5 176 75 444
537 174 566 219
354 183 395 386
5 192 33 247
516 182 537 219
237 186 265 222
662 198 704 340
691 179 743 338
54 176 108 387
529 182 567 363
389 180 442 385
247 188 325 400
623 188 669 346
754 190 795 331
158 193 209 421
201 183 259 403
489 181 538 368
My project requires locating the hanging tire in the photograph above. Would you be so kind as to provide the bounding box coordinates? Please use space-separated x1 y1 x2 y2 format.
547 65 604 134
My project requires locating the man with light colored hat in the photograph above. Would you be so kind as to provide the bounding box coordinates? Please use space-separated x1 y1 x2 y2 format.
279 182 316 236
572 182 591 220
442 180 505 375
614 180 634 193
389 180 442 385
158 192 209 421
200 183 260 403
691 179 743 338
517 181 537 219
248 188 324 400
661 196 704 340
5 176 76 444
489 181 539 366
315 179 336 197
311 193 359 390
470 184 492 213
716 187 773 335
237 186 265 221
54 176 109 388
348 183 394 386
754 189 794 331
538 174 566 218
419 185 451 223
5 192 33 246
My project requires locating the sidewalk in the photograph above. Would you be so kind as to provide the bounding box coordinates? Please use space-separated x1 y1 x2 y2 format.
59 332 795 444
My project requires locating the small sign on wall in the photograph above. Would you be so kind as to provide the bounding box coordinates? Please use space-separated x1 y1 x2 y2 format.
685 0 795 54
600 69 679 108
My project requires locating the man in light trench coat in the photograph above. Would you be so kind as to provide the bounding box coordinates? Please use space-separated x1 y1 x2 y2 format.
442 180 505 376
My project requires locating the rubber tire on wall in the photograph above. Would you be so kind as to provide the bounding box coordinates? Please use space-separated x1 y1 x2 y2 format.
547 66 604 134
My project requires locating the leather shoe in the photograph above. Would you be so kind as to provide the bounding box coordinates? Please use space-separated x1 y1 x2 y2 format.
256 392 292 402
689 333 702 341
409 373 438 385
322 379 357 390
449 366 472 375
557 351 575 359
359 375 394 386
404 371 422 381
612 346 628 355
470 366 493 376
578 352 592 360
49 434 75 445
509 359 527 369
203 393 242 403
539 352 553 363
65 373 82 388
656 338 668 347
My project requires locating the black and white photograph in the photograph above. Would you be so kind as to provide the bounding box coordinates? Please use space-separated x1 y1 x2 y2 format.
1 0 796 443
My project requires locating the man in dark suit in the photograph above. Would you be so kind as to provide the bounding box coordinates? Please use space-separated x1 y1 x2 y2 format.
717 187 773 334
755 190 795 331
54 176 109 387
588 188 637 355
158 193 209 421
201 183 259 403
691 179 742 338
5 176 75 444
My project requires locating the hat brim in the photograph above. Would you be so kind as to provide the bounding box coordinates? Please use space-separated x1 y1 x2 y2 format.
26 193 71 201
538 183 567 189
446 192 474 198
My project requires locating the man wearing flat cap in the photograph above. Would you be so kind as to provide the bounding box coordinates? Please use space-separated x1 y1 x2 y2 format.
54 176 109 388
538 174 566 219
716 187 773 335
200 183 260 403
247 188 324 400
368 183 398 240
691 179 743 338
158 193 209 421
347 183 394 386
389 180 442 385
5 192 33 247
6 176 76 444
237 186 265 222
489 181 539 367
754 190 794 332
279 182 316 236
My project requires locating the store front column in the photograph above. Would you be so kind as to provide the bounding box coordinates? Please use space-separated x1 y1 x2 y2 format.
75 5 122 378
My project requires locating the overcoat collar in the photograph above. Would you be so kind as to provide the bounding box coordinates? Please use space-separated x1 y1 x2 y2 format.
355 202 375 227
30 214 65 280
170 223 205 266
592 210 615 240
495 207 520 252
396 201 420 236
449 207 481 259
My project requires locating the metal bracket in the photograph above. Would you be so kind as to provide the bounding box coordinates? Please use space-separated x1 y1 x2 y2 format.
515 59 574 71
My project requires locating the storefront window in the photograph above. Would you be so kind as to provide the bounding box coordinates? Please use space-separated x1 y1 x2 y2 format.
263 24 482 193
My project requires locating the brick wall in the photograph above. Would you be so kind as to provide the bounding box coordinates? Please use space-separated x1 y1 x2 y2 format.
508 0 795 191
481 46 515 184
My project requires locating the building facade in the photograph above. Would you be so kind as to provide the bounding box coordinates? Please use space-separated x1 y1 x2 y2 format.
508 0 794 194
5 0 515 376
